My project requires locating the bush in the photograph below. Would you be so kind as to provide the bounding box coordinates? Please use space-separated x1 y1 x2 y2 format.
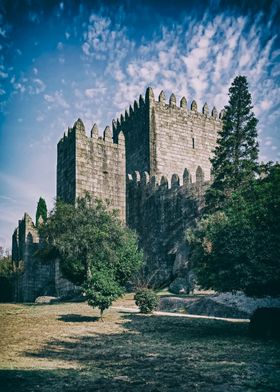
250 307 280 339
134 289 159 313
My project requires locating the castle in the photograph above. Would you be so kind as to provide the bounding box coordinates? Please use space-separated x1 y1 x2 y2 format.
12 87 224 301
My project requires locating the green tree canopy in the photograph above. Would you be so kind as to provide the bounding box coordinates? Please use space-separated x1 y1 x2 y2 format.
188 164 280 296
206 75 259 212
36 197 47 226
39 196 143 318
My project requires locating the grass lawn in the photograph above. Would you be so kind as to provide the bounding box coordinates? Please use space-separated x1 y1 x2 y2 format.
0 295 280 391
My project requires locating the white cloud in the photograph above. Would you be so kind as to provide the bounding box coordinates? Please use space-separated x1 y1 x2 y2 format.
82 14 133 61
0 70 8 78
29 78 46 94
44 90 69 108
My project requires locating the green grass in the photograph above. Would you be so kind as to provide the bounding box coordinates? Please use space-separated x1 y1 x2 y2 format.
0 298 280 391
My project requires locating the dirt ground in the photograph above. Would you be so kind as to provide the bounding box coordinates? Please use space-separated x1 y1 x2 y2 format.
0 295 280 391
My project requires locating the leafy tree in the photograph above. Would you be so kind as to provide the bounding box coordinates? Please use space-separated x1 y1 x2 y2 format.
39 195 143 318
36 197 47 226
84 270 123 321
206 75 259 212
187 164 280 296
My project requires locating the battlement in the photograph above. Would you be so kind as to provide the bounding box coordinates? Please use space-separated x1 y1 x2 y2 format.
127 166 207 192
114 87 225 126
58 118 125 147
113 87 222 182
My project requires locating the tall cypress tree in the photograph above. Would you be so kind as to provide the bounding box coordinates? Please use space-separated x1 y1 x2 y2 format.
206 75 259 211
36 197 47 226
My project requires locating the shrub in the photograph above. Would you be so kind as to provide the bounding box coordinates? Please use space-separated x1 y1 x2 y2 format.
250 307 280 339
134 289 159 313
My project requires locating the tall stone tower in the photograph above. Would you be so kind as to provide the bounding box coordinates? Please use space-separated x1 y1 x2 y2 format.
113 87 223 182
57 118 126 221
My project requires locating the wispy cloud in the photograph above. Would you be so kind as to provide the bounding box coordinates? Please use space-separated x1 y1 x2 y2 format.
44 90 69 109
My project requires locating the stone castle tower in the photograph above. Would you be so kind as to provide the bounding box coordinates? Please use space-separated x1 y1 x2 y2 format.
56 87 223 286
57 117 126 221
57 87 223 221
13 87 223 300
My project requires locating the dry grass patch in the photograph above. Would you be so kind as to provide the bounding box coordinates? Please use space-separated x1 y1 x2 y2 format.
0 297 280 391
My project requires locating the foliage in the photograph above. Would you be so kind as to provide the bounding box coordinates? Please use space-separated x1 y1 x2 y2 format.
134 289 159 313
187 164 280 296
36 197 47 226
0 251 14 302
39 195 143 317
83 270 123 320
206 75 259 212
250 307 280 339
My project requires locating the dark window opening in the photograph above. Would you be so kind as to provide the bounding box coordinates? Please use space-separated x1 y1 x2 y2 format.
192 137 195 149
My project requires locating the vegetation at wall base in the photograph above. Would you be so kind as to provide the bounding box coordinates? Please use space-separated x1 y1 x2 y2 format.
188 163 280 296
206 75 259 213
187 76 280 298
39 195 143 318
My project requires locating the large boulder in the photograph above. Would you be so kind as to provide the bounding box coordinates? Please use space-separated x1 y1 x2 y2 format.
35 296 58 304
169 273 195 295
169 277 190 294
186 297 249 319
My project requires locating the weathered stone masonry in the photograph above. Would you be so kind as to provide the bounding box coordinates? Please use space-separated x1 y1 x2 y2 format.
57 118 126 221
12 213 75 302
13 87 224 299
114 87 223 182
127 170 209 286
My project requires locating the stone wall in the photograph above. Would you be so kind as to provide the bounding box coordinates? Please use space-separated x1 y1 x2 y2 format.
12 86 223 300
113 94 150 176
127 168 209 286
114 87 223 181
58 118 126 221
12 214 77 302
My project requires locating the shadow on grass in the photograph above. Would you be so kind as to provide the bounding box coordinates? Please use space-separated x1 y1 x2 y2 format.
58 314 99 323
6 313 280 391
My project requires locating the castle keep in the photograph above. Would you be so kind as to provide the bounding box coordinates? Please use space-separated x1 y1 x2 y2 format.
13 87 223 300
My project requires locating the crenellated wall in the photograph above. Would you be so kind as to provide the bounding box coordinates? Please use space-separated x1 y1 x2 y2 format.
57 118 126 222
114 87 223 181
126 167 209 286
13 86 225 300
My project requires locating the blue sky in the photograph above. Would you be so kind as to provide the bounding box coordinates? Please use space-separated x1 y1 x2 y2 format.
0 0 280 249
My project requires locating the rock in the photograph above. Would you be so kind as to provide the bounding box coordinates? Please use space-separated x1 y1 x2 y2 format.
169 277 190 295
159 296 198 312
172 242 190 275
186 297 249 319
35 296 58 304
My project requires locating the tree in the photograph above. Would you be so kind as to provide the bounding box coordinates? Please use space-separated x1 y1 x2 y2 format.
206 75 259 212
84 270 123 321
187 164 280 296
36 197 47 226
39 195 143 319
0 251 14 302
